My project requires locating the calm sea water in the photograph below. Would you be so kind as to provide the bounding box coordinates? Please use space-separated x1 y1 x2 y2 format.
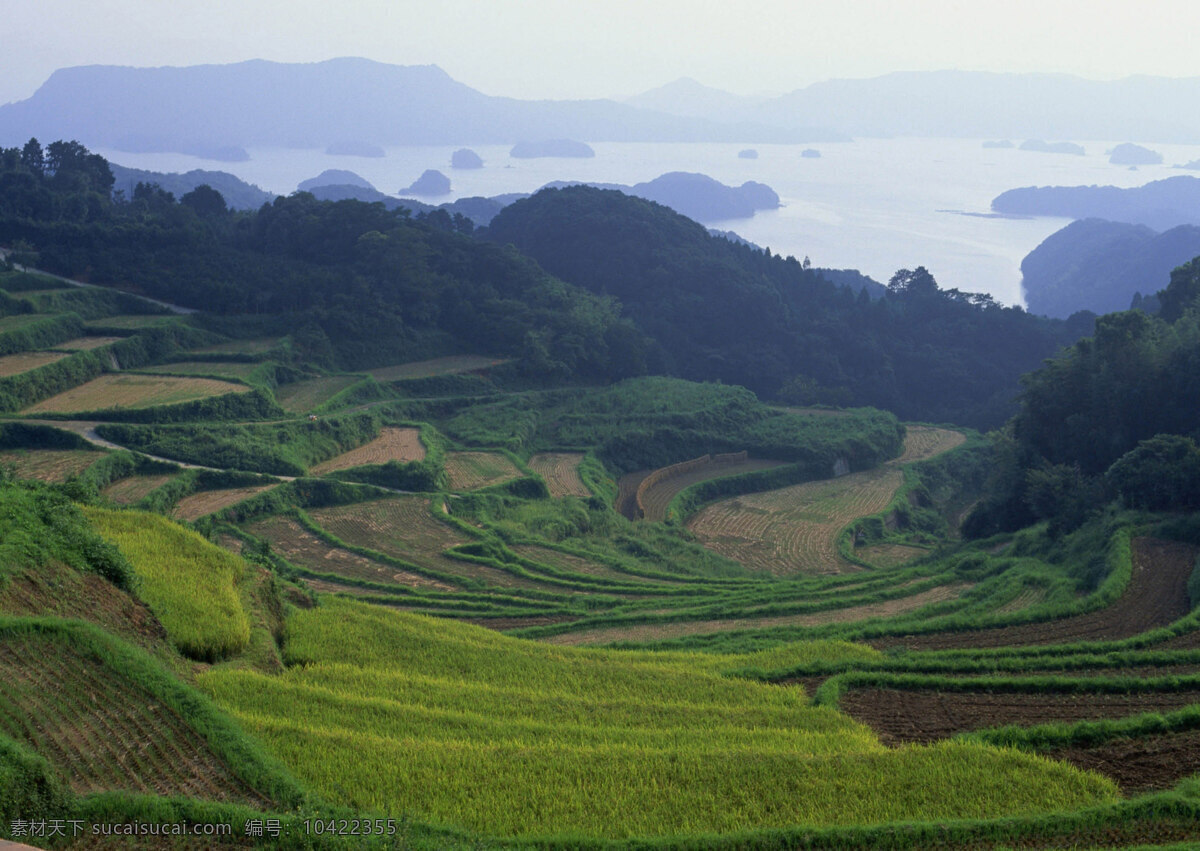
95 138 1200 307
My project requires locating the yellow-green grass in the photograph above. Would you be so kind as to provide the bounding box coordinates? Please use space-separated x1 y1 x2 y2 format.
134 361 265 380
83 507 250 660
444 451 522 491
0 448 103 482
22 373 251 413
199 600 1116 839
0 313 57 332
366 354 508 382
274 375 362 413
50 335 124 351
0 350 68 376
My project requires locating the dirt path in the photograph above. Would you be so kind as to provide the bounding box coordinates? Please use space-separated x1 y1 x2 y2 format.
873 538 1198 651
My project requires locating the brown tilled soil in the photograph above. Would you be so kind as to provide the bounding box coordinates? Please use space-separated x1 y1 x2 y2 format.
527 452 590 498
172 484 278 521
1045 729 1200 795
638 456 788 522
874 538 1198 651
443 451 522 491
0 449 103 482
309 427 425 474
839 687 1200 744
100 474 174 505
0 635 267 806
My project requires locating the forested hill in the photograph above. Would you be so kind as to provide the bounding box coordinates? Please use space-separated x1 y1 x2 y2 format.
487 186 1090 428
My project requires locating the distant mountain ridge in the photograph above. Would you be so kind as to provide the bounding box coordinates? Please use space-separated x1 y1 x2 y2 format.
993 176 1200 230
0 58 819 153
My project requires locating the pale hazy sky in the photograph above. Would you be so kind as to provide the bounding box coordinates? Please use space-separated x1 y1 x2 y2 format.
3 0 1199 105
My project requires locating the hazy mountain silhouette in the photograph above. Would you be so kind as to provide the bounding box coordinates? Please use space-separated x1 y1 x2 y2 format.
993 176 1200 230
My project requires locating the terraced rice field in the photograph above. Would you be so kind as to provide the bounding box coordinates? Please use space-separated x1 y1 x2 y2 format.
1044 729 1200 795
615 469 652 519
638 455 789 522
527 453 589 498
0 313 56 332
875 538 1197 650
23 373 251 413
545 583 969 646
0 350 68 376
309 497 545 590
853 543 929 567
510 544 674 586
246 515 452 590
135 361 263 379
100 473 174 506
686 428 964 574
367 354 508 382
310 427 425 474
172 484 278 521
0 633 264 803
52 336 124 351
275 375 362 413
444 451 522 491
84 315 179 329
0 448 103 482
190 337 284 355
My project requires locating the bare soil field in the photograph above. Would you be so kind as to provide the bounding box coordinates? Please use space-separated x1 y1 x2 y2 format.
0 449 103 482
0 634 266 804
310 427 425 474
0 350 68 376
838 686 1200 744
24 374 250 414
853 543 929 567
367 355 509 382
172 485 278 521
52 336 124 351
1046 729 1200 795
545 583 970 646
309 497 547 590
100 474 174 506
637 454 789 522
246 515 452 590
444 451 522 491
527 453 589 498
275 375 362 413
874 538 1197 650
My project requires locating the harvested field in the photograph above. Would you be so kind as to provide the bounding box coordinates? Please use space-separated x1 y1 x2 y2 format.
527 453 589 498
637 453 789 522
0 350 68 376
688 466 901 574
839 686 1200 744
309 497 546 590
84 315 179 329
173 485 278 522
684 428 968 574
854 543 929 567
100 474 174 506
310 427 425 474
0 313 55 332
23 373 250 413
1047 729 1200 795
275 375 362 413
52 336 124 351
0 633 265 804
875 538 1197 650
615 469 651 519
190 337 284 355
511 544 674 586
545 583 970 646
135 361 264 380
246 515 452 590
993 586 1050 615
444 451 522 491
367 354 508 382
0 449 102 482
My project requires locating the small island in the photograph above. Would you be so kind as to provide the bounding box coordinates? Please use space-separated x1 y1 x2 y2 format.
1019 139 1085 156
510 139 595 159
401 169 452 196
982 140 1015 149
297 169 375 192
451 148 484 169
325 141 386 158
737 149 758 159
801 148 821 159
1108 143 1162 166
